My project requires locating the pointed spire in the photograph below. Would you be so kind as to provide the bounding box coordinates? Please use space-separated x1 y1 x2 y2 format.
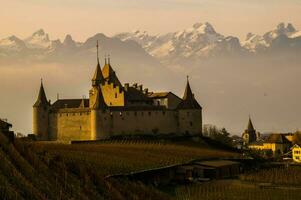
104 54 107 65
177 76 202 109
92 86 107 110
183 75 193 100
247 116 255 131
92 41 104 86
33 79 49 107
96 40 100 65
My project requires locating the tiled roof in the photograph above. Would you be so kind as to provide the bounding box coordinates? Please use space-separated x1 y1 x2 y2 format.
125 87 152 102
51 99 89 109
265 134 291 144
148 92 170 98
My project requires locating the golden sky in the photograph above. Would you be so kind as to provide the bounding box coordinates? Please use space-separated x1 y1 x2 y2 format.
0 0 301 41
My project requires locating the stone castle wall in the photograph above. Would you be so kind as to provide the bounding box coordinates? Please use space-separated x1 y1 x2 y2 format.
48 108 91 141
47 108 202 141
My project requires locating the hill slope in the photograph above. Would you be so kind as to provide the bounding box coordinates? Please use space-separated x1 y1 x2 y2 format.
0 131 238 199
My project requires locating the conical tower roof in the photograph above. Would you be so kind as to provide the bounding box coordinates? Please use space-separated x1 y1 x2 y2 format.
92 61 104 86
33 81 48 107
92 86 107 110
177 77 202 109
247 117 255 132
102 57 122 87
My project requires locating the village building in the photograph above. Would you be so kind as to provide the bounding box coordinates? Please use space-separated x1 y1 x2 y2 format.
32 43 203 141
0 119 14 141
292 144 301 163
242 117 258 146
248 133 291 155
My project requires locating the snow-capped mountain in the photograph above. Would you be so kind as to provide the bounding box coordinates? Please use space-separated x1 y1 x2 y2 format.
242 23 301 53
0 22 300 64
115 22 245 62
242 33 269 53
24 29 52 49
0 35 27 52
116 22 301 62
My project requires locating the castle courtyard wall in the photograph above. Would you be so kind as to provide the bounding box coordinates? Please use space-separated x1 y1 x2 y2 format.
107 110 179 136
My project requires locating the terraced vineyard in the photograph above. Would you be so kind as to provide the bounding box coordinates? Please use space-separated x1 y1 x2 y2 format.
0 133 239 200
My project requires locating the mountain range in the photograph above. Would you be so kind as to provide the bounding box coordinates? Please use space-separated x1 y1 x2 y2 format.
1 22 300 66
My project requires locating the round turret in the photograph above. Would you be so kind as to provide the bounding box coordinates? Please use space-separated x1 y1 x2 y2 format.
33 81 50 140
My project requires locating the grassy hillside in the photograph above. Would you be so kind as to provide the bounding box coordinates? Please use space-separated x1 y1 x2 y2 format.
0 132 238 200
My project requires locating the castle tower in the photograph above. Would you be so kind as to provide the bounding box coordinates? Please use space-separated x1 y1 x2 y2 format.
242 116 257 145
90 41 109 140
90 86 108 140
33 80 50 140
177 76 202 135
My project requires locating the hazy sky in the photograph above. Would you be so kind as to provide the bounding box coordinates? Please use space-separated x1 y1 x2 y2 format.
0 0 301 41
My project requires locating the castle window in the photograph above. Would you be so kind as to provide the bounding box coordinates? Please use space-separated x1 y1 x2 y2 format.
134 111 137 116
115 93 117 98
79 126 82 130
80 113 82 116
110 102 112 105
148 112 151 116
190 121 193 127
162 111 166 115
66 114 69 117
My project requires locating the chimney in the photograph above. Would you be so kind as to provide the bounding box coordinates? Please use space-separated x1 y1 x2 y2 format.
143 88 149 94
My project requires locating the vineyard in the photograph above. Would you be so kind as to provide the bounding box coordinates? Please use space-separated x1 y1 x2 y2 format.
3 133 301 200
31 141 238 177
176 180 301 200
240 166 301 185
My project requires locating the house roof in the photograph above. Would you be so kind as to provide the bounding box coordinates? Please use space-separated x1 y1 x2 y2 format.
0 119 12 129
148 92 170 98
292 133 301 145
51 99 89 109
195 160 240 167
125 87 152 102
264 134 291 144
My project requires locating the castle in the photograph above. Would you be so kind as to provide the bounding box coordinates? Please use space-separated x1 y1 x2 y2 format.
33 44 202 141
